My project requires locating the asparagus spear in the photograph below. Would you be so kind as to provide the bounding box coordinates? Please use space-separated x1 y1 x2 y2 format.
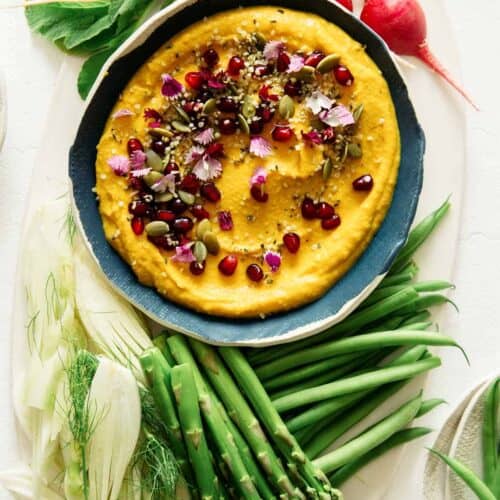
189 339 299 498
171 364 219 499
219 347 341 499
139 348 194 484
167 335 259 500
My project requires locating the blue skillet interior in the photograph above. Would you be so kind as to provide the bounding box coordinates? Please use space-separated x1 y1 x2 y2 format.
70 0 424 345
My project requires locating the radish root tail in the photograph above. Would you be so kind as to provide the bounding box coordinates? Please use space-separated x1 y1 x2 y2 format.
416 42 479 111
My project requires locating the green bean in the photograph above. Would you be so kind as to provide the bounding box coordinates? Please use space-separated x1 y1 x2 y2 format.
416 398 447 418
314 392 423 474
482 377 500 494
390 199 450 274
399 310 432 326
395 294 458 316
274 357 441 413
329 427 432 487
429 449 496 500
257 330 461 381
305 380 408 459
377 267 418 288
248 288 419 366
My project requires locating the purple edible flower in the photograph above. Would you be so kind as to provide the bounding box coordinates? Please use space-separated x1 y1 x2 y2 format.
161 73 184 98
264 250 281 272
171 242 196 263
217 211 234 231
107 155 129 176
249 136 272 158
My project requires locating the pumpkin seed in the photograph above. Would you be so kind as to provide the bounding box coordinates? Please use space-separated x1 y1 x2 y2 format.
316 54 341 74
322 157 333 180
202 98 217 114
145 220 169 237
171 120 191 133
174 104 190 123
148 127 172 138
178 190 195 205
146 149 164 172
279 95 295 119
242 96 256 119
154 192 174 203
202 231 220 255
293 65 315 82
238 114 250 135
347 143 363 158
353 103 364 122
144 171 164 187
193 241 208 263
196 219 212 239
253 32 267 50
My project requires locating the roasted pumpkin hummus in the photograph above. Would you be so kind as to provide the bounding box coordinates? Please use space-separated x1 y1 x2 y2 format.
95 6 400 318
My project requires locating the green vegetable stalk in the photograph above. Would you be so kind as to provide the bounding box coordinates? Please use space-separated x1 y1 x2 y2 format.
171 364 219 499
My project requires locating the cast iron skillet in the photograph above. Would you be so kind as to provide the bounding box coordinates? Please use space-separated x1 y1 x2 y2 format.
69 0 424 346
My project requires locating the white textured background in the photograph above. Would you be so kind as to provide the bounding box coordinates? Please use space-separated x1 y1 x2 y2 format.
1 0 499 498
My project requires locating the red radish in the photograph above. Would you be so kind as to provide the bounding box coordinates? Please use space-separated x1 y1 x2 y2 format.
335 0 353 11
360 0 478 109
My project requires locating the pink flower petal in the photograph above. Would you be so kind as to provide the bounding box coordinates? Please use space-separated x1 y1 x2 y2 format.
207 78 225 89
264 250 282 272
249 166 268 187
112 108 134 119
151 172 177 194
171 242 196 263
107 155 129 176
217 211 233 231
249 136 272 158
305 91 335 115
185 145 205 164
287 54 305 73
131 167 151 177
319 104 355 127
130 150 147 170
301 130 323 145
195 128 215 145
263 40 284 61
161 73 184 98
148 121 162 128
192 155 222 181
144 108 162 121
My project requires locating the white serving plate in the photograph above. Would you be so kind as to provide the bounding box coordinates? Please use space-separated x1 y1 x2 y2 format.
7 0 465 497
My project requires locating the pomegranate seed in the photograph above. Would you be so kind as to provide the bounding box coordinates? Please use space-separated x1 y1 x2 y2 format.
315 201 335 219
218 255 238 275
144 108 162 122
250 184 269 202
257 105 275 123
219 117 238 135
206 142 224 158
128 176 144 191
322 214 341 230
128 199 150 216
200 182 221 202
246 263 264 282
191 204 210 220
283 232 300 253
183 100 203 115
217 97 240 113
169 198 188 214
277 52 291 72
321 128 336 143
301 197 316 219
148 234 177 250
190 261 206 275
304 51 325 67
333 65 354 86
272 125 294 142
155 210 176 223
173 217 194 234
284 80 302 97
179 173 200 194
227 56 245 76
352 174 374 191
127 138 143 155
131 216 144 235
202 48 219 68
185 71 205 89
253 65 269 77
165 162 180 174
151 140 167 156
249 118 264 134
